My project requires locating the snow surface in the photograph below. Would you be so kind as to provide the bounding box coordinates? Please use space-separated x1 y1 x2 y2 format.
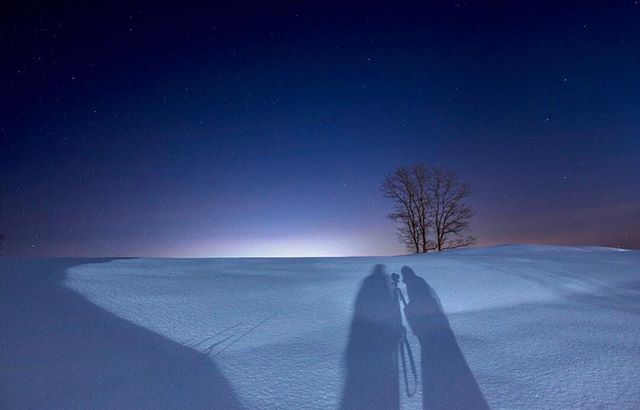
1 245 639 409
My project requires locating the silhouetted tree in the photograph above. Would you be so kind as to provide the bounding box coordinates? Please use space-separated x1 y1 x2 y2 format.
381 166 429 253
382 165 474 253
428 167 475 251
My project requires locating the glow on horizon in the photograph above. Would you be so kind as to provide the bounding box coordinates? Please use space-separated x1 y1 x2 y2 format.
177 234 403 258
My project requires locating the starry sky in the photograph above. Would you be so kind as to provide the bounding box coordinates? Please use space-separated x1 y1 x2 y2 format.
1 1 639 257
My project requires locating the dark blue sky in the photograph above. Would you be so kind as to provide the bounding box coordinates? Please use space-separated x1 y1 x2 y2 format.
2 1 639 256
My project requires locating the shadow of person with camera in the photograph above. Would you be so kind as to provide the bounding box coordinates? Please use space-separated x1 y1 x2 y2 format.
401 266 489 410
340 264 403 410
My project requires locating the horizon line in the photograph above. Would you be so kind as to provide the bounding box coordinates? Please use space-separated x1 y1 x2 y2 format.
2 242 636 259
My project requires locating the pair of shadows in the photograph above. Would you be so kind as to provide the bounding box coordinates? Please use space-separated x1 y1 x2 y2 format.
340 265 488 410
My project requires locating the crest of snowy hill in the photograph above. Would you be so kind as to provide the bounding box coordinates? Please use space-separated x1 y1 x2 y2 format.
1 244 639 409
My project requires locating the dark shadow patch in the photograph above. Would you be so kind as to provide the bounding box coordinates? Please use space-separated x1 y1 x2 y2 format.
401 266 489 410
340 264 403 410
0 258 241 409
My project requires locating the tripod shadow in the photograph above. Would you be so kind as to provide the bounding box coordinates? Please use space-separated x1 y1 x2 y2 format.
401 266 489 410
340 264 403 410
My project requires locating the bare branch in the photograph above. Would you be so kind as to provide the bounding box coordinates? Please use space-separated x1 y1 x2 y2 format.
427 167 475 251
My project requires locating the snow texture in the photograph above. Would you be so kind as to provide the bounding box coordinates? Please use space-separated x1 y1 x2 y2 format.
1 245 639 409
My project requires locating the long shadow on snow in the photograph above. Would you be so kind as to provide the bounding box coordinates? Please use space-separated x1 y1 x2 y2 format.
401 266 489 410
340 264 403 410
0 258 241 409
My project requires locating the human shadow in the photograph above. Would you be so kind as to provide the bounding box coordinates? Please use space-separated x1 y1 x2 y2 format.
401 266 489 410
0 258 241 409
340 264 403 410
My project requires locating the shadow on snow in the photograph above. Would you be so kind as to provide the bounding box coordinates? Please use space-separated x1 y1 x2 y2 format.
340 264 488 410
401 266 488 410
0 258 241 409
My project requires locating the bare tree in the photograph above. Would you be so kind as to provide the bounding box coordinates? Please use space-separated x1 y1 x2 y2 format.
382 166 422 253
429 167 475 251
411 165 433 252
382 165 474 253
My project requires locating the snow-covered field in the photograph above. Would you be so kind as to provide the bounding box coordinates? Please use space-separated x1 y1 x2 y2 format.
1 245 639 409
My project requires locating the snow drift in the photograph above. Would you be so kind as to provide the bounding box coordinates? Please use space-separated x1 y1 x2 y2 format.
1 245 639 409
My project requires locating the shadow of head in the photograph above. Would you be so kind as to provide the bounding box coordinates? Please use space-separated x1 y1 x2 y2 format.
353 264 396 321
400 266 443 316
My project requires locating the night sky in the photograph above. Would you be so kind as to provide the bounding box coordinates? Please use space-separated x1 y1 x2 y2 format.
2 1 639 257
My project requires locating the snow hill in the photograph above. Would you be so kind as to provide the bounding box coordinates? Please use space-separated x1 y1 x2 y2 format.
1 245 639 409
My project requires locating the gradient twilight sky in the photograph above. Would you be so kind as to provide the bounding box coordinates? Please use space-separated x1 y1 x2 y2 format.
1 1 639 257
